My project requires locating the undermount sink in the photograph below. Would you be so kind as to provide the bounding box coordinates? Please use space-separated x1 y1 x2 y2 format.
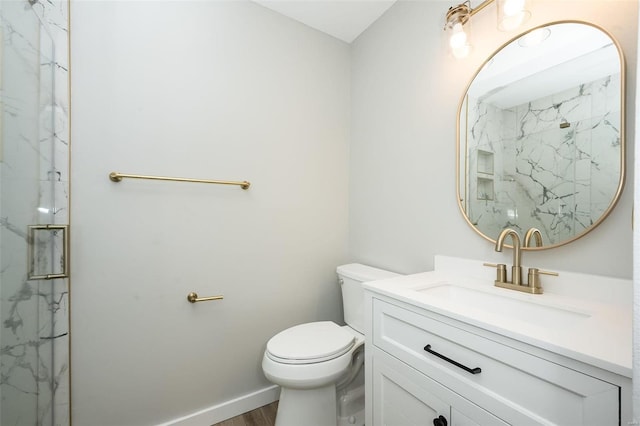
414 284 592 328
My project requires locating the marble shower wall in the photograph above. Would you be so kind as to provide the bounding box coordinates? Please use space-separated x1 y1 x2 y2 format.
0 0 69 425
466 73 621 245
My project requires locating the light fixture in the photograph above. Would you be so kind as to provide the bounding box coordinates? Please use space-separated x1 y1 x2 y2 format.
444 3 473 59
444 0 531 59
497 0 531 31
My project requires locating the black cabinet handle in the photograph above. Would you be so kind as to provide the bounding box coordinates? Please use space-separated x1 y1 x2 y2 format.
433 415 448 426
424 344 481 375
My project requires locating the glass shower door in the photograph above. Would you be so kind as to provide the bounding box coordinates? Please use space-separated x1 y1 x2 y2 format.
0 0 69 424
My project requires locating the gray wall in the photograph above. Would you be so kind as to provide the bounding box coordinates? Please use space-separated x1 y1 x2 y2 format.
70 0 638 424
70 1 350 424
350 0 637 278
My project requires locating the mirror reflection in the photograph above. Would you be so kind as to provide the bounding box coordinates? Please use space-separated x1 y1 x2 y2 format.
457 22 624 249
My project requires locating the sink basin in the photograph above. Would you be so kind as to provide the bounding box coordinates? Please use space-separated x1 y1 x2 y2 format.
415 284 591 328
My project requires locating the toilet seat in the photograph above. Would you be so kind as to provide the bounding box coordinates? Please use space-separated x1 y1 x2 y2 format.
266 321 355 365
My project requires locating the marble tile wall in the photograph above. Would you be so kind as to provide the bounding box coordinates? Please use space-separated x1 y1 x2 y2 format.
466 74 621 245
0 0 69 425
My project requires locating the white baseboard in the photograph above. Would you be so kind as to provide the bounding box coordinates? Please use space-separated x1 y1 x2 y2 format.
158 385 280 426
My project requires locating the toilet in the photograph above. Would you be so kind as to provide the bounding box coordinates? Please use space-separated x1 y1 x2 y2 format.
262 263 399 426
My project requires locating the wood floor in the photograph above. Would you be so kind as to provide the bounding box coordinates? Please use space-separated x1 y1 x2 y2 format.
212 401 278 426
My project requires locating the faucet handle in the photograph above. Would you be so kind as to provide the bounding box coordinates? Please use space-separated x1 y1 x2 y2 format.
483 262 507 283
527 267 558 291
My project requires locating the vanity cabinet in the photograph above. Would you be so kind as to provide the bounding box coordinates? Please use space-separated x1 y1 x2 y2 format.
366 296 623 426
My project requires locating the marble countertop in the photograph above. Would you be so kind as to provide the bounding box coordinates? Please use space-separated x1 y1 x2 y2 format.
363 256 632 378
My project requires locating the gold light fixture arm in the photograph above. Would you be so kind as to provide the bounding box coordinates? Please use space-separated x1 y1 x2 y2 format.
445 0 494 28
469 0 495 17
109 172 250 190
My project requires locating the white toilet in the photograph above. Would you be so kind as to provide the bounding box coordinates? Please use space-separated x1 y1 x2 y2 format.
262 263 399 426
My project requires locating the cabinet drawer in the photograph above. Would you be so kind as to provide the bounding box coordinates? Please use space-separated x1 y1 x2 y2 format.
373 299 618 426
372 347 508 426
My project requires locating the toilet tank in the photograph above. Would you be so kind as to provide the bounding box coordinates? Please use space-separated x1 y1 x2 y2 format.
336 263 400 334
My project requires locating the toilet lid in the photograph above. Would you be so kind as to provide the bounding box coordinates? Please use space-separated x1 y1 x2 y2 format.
266 321 356 365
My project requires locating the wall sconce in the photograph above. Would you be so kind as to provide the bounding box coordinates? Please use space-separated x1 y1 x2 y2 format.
445 0 531 58
444 3 473 59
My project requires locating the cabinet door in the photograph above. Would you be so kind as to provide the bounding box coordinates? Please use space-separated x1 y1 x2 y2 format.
372 348 507 426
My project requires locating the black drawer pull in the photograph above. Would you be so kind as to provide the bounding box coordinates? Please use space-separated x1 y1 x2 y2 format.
433 415 448 426
424 344 482 375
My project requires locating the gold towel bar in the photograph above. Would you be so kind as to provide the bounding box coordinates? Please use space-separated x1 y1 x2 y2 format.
109 172 250 189
187 292 224 303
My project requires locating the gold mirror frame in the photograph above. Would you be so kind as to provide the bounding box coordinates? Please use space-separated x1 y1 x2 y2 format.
456 20 626 250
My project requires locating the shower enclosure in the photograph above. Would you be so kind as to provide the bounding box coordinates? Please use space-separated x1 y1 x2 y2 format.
0 0 70 424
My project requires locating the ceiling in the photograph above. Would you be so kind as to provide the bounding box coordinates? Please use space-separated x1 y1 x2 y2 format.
252 0 398 43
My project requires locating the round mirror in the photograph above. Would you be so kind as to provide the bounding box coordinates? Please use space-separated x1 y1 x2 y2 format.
457 21 625 249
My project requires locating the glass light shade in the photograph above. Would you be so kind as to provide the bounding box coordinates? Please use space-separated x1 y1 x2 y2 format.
446 15 472 59
497 0 531 32
452 44 472 59
449 22 468 49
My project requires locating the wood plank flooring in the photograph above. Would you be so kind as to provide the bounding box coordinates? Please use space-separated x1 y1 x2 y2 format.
212 401 278 426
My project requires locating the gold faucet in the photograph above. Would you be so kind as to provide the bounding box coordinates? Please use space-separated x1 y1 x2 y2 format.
524 228 543 247
485 228 558 294
495 228 523 286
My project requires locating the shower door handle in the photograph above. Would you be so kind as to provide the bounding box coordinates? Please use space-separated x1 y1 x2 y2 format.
27 224 69 280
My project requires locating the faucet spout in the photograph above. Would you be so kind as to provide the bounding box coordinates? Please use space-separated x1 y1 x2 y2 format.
495 229 521 267
489 228 553 294
495 229 522 285
524 228 543 248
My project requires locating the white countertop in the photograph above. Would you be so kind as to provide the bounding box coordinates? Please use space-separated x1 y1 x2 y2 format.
363 256 632 378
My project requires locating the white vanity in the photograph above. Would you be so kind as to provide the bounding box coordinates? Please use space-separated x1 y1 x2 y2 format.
363 256 632 426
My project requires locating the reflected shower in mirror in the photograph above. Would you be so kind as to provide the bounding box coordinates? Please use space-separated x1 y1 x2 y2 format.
457 22 625 249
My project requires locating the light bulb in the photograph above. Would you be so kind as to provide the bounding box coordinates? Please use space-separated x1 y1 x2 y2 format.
503 0 525 16
497 0 530 32
449 23 467 49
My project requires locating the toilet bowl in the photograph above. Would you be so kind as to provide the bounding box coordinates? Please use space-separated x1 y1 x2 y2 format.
262 264 399 426
262 322 365 426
